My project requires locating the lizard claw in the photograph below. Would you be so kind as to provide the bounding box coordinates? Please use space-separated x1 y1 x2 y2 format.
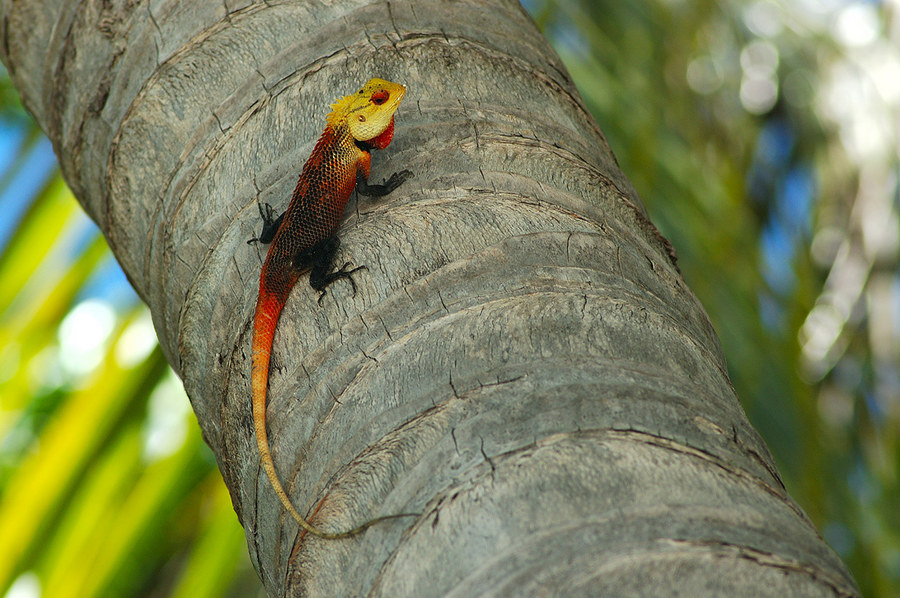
258 201 275 223
315 263 368 306
382 169 412 191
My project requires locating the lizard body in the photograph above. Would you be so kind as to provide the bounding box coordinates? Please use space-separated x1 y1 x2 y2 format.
251 78 410 539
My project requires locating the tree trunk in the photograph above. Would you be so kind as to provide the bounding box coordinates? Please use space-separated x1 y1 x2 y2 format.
0 0 859 596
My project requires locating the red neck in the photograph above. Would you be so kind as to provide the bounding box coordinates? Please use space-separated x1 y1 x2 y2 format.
368 116 395 149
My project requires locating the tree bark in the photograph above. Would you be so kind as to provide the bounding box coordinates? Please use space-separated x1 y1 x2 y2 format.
0 0 859 596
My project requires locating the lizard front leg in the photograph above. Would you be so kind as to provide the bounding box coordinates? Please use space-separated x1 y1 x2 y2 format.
247 201 286 245
356 168 412 197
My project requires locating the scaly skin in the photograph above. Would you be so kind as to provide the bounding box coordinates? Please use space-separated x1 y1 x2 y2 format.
251 78 410 539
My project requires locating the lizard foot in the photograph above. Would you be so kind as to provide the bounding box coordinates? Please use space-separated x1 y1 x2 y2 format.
313 263 368 306
356 169 413 197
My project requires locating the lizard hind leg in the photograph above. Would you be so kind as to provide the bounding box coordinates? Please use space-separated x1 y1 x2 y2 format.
299 236 368 305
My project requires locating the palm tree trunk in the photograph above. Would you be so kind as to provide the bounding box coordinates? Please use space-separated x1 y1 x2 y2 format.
0 0 859 596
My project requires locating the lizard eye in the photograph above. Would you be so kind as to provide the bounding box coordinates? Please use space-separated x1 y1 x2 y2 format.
371 90 389 105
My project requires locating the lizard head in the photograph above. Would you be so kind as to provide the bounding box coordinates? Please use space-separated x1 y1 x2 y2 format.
329 78 406 142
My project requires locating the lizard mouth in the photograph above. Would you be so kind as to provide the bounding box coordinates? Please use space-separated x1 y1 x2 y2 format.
382 83 405 112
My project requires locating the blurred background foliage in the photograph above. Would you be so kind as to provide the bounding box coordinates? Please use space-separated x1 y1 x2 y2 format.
1 0 897 596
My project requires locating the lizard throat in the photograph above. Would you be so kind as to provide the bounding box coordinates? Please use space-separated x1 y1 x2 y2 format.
367 116 395 150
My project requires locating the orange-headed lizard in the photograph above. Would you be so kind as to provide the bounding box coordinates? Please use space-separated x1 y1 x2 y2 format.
250 78 411 538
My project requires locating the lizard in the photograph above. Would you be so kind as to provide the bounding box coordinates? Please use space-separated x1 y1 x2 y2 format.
249 78 411 539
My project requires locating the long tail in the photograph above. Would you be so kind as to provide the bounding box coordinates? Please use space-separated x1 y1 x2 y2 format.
252 291 330 538
252 291 403 539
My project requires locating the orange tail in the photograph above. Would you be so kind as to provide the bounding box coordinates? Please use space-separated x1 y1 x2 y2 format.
251 291 326 536
252 289 416 539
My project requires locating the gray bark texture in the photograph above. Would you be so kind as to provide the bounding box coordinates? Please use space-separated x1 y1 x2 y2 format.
0 0 859 596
